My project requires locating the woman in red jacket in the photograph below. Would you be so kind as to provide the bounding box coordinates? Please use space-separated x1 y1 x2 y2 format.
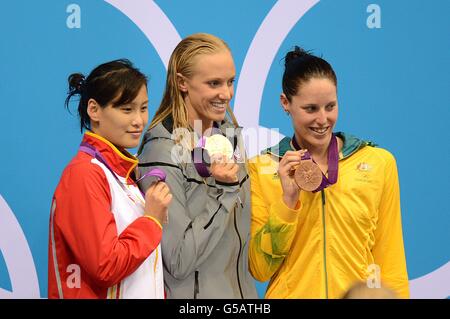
48 59 172 298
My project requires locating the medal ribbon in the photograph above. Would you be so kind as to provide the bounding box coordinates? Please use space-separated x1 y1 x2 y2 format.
79 142 165 197
291 134 339 192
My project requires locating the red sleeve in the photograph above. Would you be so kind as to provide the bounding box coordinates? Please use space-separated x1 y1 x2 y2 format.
54 160 162 287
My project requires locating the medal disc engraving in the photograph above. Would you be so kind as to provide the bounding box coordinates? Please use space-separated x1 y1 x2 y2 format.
294 160 323 192
192 134 234 177
204 134 234 159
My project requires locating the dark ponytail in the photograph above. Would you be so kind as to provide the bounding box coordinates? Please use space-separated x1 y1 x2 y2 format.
284 46 310 66
67 73 85 94
65 73 87 129
282 46 337 101
64 59 147 132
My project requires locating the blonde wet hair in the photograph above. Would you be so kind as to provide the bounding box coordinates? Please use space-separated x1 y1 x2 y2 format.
150 33 239 133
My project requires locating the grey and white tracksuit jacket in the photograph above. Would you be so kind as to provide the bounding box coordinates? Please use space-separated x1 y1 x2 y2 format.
137 116 258 299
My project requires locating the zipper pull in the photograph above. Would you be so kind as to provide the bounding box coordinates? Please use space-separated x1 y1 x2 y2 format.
194 270 199 299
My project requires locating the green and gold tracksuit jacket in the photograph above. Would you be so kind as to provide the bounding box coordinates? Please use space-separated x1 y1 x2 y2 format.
248 132 409 299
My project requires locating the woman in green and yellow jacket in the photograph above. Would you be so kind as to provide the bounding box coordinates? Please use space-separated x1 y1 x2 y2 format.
248 46 409 299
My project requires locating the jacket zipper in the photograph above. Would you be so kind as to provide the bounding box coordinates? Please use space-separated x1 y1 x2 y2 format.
321 190 329 299
194 270 199 299
233 200 244 299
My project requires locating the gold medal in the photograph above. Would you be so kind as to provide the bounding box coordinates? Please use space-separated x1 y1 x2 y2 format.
294 160 323 192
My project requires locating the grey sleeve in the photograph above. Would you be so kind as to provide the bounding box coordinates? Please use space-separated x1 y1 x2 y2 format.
137 138 240 279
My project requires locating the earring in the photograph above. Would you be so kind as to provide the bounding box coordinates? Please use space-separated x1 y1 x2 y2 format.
285 110 290 116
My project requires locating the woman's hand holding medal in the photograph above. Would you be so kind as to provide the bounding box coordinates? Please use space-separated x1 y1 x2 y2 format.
278 149 308 209
279 147 328 209
202 134 238 183
210 154 239 183
144 181 172 225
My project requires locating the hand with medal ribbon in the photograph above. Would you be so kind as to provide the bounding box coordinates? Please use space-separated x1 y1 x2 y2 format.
80 142 172 224
80 142 172 223
136 168 171 225
192 130 239 183
278 135 339 209
292 134 339 193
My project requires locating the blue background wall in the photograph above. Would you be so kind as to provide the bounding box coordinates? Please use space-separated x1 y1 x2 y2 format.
0 0 449 298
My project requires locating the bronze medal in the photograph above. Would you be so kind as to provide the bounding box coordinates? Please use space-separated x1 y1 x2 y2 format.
294 160 323 192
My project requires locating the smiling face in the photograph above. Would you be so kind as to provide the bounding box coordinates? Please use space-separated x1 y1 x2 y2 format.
88 84 149 149
179 50 236 132
281 77 338 152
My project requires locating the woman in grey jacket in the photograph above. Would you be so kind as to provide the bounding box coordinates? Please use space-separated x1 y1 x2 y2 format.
137 33 257 299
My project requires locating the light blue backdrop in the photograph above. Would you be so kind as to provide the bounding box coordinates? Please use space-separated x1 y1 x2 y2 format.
0 0 449 298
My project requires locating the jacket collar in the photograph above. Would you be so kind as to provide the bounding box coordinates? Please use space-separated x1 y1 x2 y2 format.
262 132 377 160
146 115 241 144
83 131 138 181
161 115 239 135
